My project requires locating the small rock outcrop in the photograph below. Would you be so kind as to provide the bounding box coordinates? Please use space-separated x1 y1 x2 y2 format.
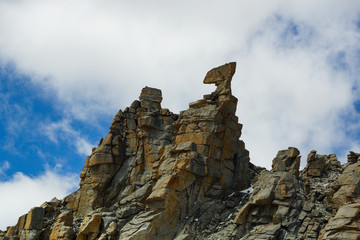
1 63 360 240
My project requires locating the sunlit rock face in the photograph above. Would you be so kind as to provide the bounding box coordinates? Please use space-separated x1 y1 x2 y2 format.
2 63 360 240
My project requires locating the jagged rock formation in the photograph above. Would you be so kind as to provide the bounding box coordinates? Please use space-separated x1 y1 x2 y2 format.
1 63 360 240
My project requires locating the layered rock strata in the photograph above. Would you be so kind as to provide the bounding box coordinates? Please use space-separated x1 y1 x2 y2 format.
2 63 360 240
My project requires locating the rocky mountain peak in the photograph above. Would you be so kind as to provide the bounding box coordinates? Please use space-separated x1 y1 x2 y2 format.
2 63 360 240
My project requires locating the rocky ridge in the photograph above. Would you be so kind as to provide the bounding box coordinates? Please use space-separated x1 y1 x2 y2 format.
1 63 360 240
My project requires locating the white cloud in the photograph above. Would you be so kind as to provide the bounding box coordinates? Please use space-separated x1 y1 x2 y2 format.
0 170 78 230
41 119 93 155
0 161 10 175
0 0 359 170
76 138 94 156
236 34 355 168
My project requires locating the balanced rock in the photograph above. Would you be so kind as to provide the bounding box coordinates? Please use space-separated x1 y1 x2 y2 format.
203 62 236 96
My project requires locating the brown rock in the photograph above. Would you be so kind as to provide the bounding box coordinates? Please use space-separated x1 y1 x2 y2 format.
273 172 298 200
76 215 102 240
347 151 360 164
250 172 279 205
332 162 360 209
320 202 360 240
271 147 300 176
233 203 251 224
5 226 16 238
304 150 326 177
106 221 118 236
24 207 45 230
17 214 27 230
138 115 155 128
88 152 114 167
203 62 236 95
49 211 74 240
139 87 162 111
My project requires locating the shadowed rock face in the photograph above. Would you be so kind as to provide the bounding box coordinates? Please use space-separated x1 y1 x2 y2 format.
2 63 360 240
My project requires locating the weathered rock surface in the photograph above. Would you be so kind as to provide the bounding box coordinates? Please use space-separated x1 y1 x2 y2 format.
2 63 360 240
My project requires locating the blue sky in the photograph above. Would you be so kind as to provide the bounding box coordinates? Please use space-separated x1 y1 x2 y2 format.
0 63 110 178
0 0 360 230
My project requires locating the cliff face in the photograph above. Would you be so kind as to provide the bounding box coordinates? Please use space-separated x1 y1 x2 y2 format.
2 63 360 240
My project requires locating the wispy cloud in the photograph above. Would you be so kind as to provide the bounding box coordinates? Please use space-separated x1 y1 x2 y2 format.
75 138 94 156
0 161 10 175
0 170 78 230
0 95 29 156
0 89 29 136
40 119 93 155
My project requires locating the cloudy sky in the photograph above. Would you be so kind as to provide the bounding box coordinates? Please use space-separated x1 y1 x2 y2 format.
0 0 360 230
